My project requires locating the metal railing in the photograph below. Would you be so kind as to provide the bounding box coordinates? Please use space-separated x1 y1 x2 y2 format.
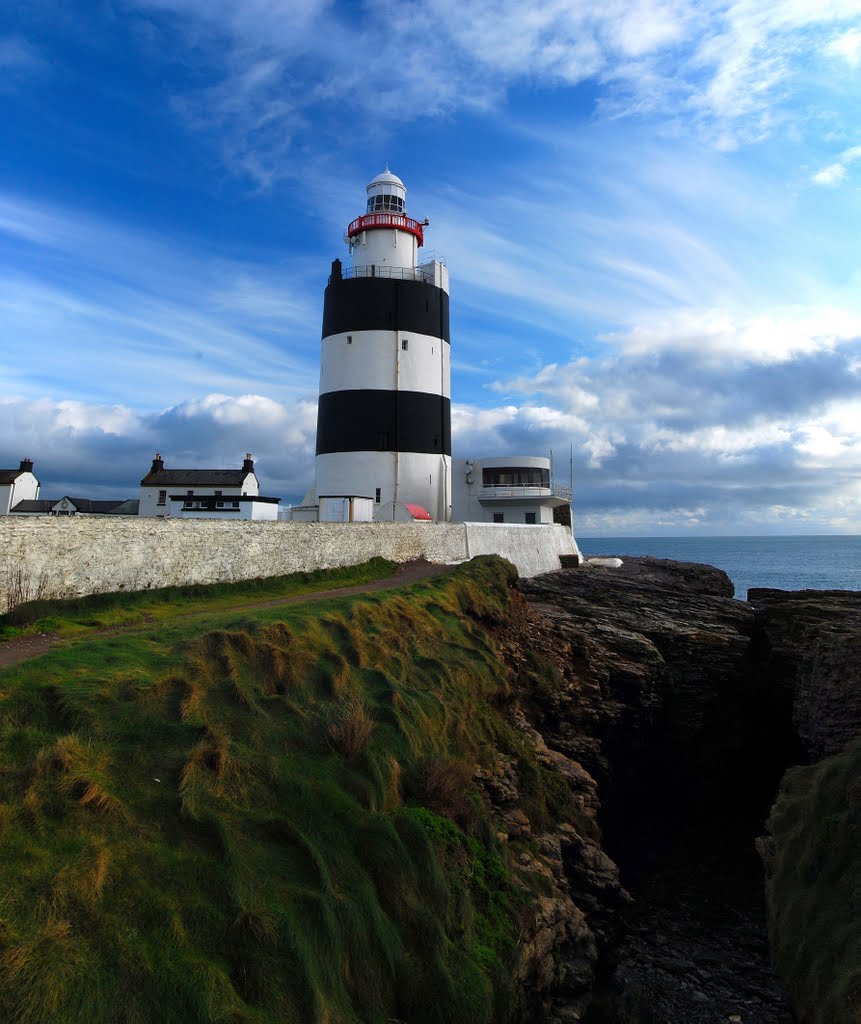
337 264 437 283
478 482 573 501
346 212 425 244
479 485 552 499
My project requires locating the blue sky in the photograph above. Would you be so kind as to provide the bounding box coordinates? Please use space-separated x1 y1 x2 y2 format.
2 0 861 534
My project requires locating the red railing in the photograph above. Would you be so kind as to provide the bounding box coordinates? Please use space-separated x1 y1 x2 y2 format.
347 213 424 246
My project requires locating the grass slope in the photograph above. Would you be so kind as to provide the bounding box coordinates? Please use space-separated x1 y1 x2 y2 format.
0 556 550 1024
765 735 861 1024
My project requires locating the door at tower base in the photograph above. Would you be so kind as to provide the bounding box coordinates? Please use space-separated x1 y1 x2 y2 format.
319 495 374 522
315 451 451 523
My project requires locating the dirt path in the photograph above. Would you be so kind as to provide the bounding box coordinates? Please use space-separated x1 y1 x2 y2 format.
0 559 455 670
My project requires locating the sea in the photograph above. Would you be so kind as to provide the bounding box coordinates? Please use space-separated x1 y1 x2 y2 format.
577 536 861 601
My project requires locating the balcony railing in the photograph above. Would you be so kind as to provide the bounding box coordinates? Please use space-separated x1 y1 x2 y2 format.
478 482 573 502
347 213 425 245
336 264 437 283
479 485 552 499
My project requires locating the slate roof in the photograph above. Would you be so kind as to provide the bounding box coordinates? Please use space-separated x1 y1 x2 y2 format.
106 499 140 515
0 469 25 484
63 498 132 514
141 469 252 487
10 499 54 513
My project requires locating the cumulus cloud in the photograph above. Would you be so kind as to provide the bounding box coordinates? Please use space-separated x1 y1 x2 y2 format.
452 305 861 532
0 393 318 503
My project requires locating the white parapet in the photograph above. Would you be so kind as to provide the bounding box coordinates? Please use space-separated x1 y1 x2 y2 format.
0 519 580 610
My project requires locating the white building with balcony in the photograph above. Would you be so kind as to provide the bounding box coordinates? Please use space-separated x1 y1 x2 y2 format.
451 456 570 525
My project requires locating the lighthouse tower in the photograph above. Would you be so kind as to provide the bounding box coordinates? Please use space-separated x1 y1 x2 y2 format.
314 169 451 521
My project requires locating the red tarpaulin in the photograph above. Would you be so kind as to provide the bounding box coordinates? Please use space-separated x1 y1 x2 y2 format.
403 503 432 521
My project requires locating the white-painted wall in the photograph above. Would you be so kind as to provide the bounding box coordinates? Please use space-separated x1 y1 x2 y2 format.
139 475 259 517
0 518 579 610
452 457 564 526
320 330 450 397
316 451 451 523
165 498 279 521
350 226 419 271
0 471 39 515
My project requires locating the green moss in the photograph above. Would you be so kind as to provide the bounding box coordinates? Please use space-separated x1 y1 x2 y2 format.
0 556 535 1023
765 735 861 1024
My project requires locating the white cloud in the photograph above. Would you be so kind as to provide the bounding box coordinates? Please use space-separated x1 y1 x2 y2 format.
603 306 861 364
825 26 861 65
811 144 861 186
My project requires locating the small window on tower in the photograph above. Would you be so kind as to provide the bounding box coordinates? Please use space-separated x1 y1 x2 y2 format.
347 335 352 344
525 512 537 524
375 487 381 503
401 339 409 351
493 513 504 524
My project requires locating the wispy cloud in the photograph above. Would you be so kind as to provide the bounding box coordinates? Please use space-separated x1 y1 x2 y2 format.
0 36 47 81
0 193 321 405
126 0 861 185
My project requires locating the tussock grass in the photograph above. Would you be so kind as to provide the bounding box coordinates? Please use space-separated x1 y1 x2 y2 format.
0 555 569 1023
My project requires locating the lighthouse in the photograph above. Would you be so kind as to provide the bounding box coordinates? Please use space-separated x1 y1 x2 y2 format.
314 169 452 522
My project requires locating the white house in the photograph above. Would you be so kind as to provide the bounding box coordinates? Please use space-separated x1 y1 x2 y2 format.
451 456 570 526
138 453 280 520
0 459 40 515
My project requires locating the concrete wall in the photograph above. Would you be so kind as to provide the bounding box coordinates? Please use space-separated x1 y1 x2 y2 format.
0 517 580 610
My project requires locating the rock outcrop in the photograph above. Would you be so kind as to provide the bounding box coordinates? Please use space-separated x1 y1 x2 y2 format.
748 587 861 760
505 557 799 1023
498 555 861 1024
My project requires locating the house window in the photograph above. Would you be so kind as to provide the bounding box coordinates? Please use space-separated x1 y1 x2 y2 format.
525 512 536 524
493 513 504 524
157 490 166 506
375 487 381 503
216 501 224 508
232 501 239 509
215 490 222 497
183 500 193 510
401 339 409 350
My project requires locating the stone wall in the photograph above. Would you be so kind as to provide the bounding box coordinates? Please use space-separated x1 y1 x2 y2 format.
0 518 579 609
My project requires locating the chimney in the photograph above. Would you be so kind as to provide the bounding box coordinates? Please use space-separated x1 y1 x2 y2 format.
242 453 254 475
150 453 164 474
19 458 33 474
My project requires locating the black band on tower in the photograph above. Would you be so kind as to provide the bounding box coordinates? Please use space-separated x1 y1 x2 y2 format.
316 390 452 456
322 278 450 343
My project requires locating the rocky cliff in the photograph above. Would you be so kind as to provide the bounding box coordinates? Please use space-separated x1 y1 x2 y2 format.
505 556 860 1024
